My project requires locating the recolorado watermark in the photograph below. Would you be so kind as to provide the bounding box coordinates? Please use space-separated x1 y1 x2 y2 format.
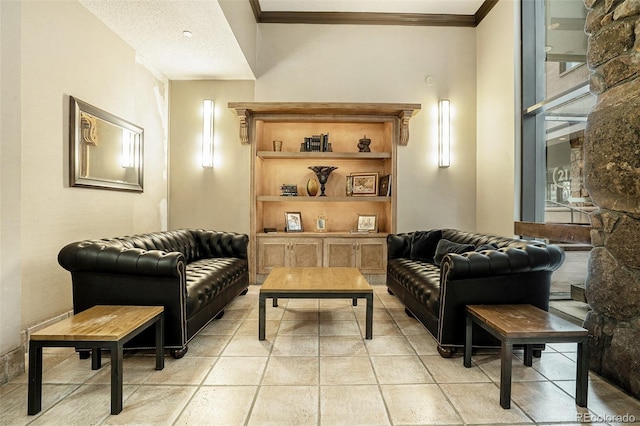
577 413 636 423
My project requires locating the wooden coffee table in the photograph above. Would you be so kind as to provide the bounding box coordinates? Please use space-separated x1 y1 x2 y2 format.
259 267 373 340
28 305 164 415
464 304 589 409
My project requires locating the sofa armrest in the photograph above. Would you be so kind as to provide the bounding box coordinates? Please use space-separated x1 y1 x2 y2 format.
58 241 185 277
440 244 565 280
194 230 249 260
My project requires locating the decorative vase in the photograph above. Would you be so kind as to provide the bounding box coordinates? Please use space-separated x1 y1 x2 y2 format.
306 178 319 196
308 166 338 196
357 135 371 152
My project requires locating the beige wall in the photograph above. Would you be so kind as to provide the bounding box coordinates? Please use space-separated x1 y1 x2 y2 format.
7 0 169 347
475 0 519 237
255 24 478 232
1 0 23 360
169 80 254 233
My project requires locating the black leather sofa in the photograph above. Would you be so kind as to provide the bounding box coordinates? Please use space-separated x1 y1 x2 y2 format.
58 229 249 358
386 229 565 357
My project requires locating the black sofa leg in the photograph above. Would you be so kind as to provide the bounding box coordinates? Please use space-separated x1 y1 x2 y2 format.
387 287 394 295
170 346 188 359
214 310 225 320
404 308 415 318
437 345 456 358
240 287 249 295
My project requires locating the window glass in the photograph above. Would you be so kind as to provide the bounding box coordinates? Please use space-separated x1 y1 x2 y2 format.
522 0 595 224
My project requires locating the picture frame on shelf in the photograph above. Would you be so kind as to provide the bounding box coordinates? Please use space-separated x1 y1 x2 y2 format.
357 214 378 232
378 174 391 196
316 214 327 232
285 212 303 232
350 172 378 196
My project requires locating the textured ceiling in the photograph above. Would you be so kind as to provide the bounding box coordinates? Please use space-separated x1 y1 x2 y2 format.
79 0 486 80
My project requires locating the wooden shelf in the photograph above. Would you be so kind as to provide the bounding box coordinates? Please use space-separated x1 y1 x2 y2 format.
257 231 389 237
257 196 391 202
257 151 391 160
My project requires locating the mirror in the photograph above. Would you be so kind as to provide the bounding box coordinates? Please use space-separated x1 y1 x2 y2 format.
69 96 143 192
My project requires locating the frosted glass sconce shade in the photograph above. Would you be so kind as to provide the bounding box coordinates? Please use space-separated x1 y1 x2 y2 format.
202 99 214 168
438 99 450 168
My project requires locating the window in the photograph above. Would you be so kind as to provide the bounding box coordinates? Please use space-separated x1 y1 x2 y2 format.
521 0 595 224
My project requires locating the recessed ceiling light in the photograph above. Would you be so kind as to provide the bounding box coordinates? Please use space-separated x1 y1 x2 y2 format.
183 30 193 38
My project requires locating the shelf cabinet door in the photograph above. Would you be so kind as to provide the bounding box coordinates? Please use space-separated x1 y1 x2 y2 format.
324 238 357 268
257 236 323 274
356 238 387 274
289 238 323 268
257 237 289 274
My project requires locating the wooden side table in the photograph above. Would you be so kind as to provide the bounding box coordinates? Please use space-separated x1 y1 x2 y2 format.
28 305 164 415
464 304 589 409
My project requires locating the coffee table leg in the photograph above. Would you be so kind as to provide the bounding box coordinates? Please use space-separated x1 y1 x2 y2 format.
464 316 472 368
27 343 43 415
155 314 164 370
365 293 373 339
110 343 123 415
259 294 266 340
524 345 533 367
92 346 102 370
500 342 513 409
576 339 589 407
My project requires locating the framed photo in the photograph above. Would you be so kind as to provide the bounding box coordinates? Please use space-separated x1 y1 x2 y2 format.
316 214 327 232
350 172 379 196
285 211 303 232
357 214 378 232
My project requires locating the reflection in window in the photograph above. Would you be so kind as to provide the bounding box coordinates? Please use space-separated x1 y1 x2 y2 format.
522 0 595 224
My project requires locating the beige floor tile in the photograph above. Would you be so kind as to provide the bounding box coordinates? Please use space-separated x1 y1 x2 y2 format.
271 335 318 356
36 355 103 385
381 384 462 425
439 383 533 424
421 354 492 383
175 386 257 425
530 351 581 381
394 318 428 335
278 320 319 336
319 298 353 309
287 299 319 309
283 308 319 321
262 356 319 385
320 319 361 336
370 355 433 384
102 385 197 425
85 355 157 385
185 332 232 357
320 356 376 385
319 306 356 320
354 307 392 322
236 319 280 336
554 377 640 422
474 353 548 382
320 385 390 425
221 334 272 356
0 383 78 426
144 356 215 385
29 384 137 425
246 305 286 320
198 318 241 335
320 336 368 356
204 356 267 385
510 380 590 423
359 319 401 337
249 385 318 425
365 335 416 356
404 333 439 355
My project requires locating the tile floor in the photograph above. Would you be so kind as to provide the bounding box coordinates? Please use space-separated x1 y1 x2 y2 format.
2 285 640 425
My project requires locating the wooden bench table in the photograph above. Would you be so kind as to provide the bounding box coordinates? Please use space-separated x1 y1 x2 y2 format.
28 305 164 415
464 304 589 409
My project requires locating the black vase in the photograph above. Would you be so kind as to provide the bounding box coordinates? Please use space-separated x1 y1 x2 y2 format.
308 166 338 196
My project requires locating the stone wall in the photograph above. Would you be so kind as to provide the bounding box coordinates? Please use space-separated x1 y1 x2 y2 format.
583 0 640 398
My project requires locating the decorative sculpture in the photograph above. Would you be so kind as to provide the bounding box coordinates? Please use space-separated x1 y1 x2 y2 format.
308 166 338 196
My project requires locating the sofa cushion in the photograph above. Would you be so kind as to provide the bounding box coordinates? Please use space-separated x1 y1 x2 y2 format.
410 230 443 263
475 243 498 252
433 239 475 266
387 258 441 316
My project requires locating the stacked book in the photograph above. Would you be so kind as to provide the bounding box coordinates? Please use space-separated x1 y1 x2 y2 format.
301 133 332 152
280 184 298 196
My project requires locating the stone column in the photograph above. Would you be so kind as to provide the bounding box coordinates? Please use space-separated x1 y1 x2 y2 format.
583 0 640 398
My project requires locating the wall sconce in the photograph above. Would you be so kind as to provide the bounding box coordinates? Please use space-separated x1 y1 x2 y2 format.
438 99 451 168
202 99 214 168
